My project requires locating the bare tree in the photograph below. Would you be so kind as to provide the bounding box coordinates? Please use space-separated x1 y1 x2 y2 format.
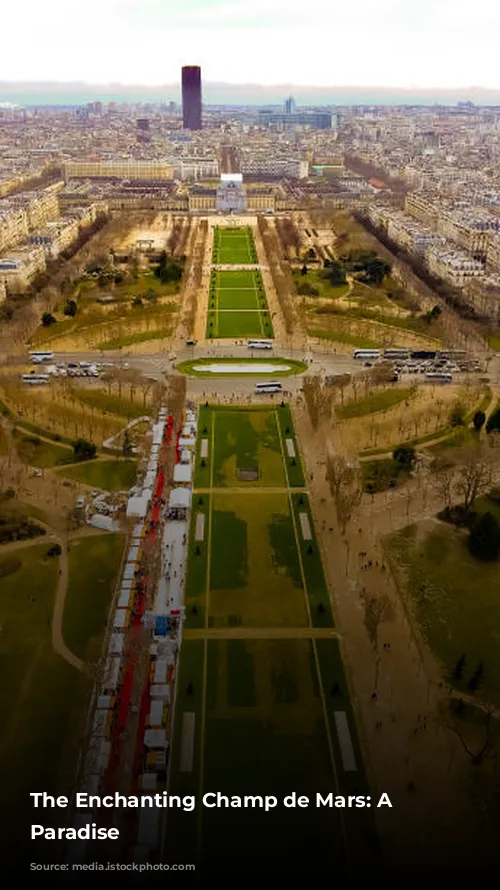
455 444 494 513
325 453 362 533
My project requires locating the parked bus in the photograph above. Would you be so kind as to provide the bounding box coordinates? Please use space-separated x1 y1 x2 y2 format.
439 350 467 360
383 349 410 360
247 339 273 350
22 374 50 385
352 349 381 360
425 372 452 383
410 350 437 360
29 350 53 363
255 381 282 393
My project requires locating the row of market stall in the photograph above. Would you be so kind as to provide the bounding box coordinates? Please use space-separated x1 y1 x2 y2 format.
68 407 174 864
132 406 198 859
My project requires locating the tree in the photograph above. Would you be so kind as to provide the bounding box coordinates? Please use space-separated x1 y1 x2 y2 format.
453 653 466 679
46 543 62 558
486 408 500 434
456 445 493 513
73 438 97 461
449 403 466 427
300 265 308 275
63 299 78 317
393 445 416 472
468 662 484 692
41 312 56 326
123 430 133 458
468 512 500 561
473 410 486 432
325 260 346 286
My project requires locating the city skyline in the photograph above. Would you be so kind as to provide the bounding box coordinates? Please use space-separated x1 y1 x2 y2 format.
2 0 500 91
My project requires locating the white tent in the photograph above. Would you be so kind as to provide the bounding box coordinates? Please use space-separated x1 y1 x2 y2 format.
144 728 167 749
180 448 191 464
127 545 140 563
126 494 150 518
117 588 132 609
92 710 109 737
113 609 129 629
150 684 171 701
169 488 191 509
109 633 125 656
123 564 136 581
173 463 192 484
178 437 195 448
120 579 135 592
89 514 119 532
153 658 168 684
97 694 112 710
133 521 145 539
102 656 121 692
148 700 164 727
140 773 157 791
152 423 164 446
147 457 157 473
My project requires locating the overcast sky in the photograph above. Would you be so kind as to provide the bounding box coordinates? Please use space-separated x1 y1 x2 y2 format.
2 0 499 89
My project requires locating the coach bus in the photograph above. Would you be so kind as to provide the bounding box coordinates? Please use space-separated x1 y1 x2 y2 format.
352 349 381 360
425 372 452 383
255 381 282 393
247 339 273 350
29 350 54 363
439 350 467 360
410 350 437 360
22 374 50 385
383 348 410 360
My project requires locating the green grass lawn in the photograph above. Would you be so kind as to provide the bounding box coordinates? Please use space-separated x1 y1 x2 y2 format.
337 387 415 419
212 227 257 265
208 310 272 339
57 459 137 491
217 288 260 310
176 357 308 378
63 532 124 661
213 270 258 288
212 408 285 488
168 637 367 876
293 268 350 300
208 492 307 628
0 543 91 856
12 428 75 468
207 268 272 339
168 398 372 878
73 388 153 419
386 522 500 701
275 403 305 487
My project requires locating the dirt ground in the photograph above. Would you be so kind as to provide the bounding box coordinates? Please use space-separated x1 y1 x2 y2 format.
292 397 499 879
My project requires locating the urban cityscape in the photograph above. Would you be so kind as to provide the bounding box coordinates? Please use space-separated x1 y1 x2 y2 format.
2 13 500 888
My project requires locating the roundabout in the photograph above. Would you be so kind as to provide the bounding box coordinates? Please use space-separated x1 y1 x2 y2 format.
175 356 308 377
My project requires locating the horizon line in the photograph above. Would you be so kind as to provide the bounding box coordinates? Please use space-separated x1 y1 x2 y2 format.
1 79 500 93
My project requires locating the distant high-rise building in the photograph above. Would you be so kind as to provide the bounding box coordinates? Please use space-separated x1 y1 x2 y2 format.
284 96 296 115
182 66 202 130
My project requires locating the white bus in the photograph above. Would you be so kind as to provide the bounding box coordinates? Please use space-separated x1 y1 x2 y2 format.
352 349 381 360
425 372 452 383
29 350 54 363
22 374 50 385
383 348 410 360
255 381 282 393
247 339 273 350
